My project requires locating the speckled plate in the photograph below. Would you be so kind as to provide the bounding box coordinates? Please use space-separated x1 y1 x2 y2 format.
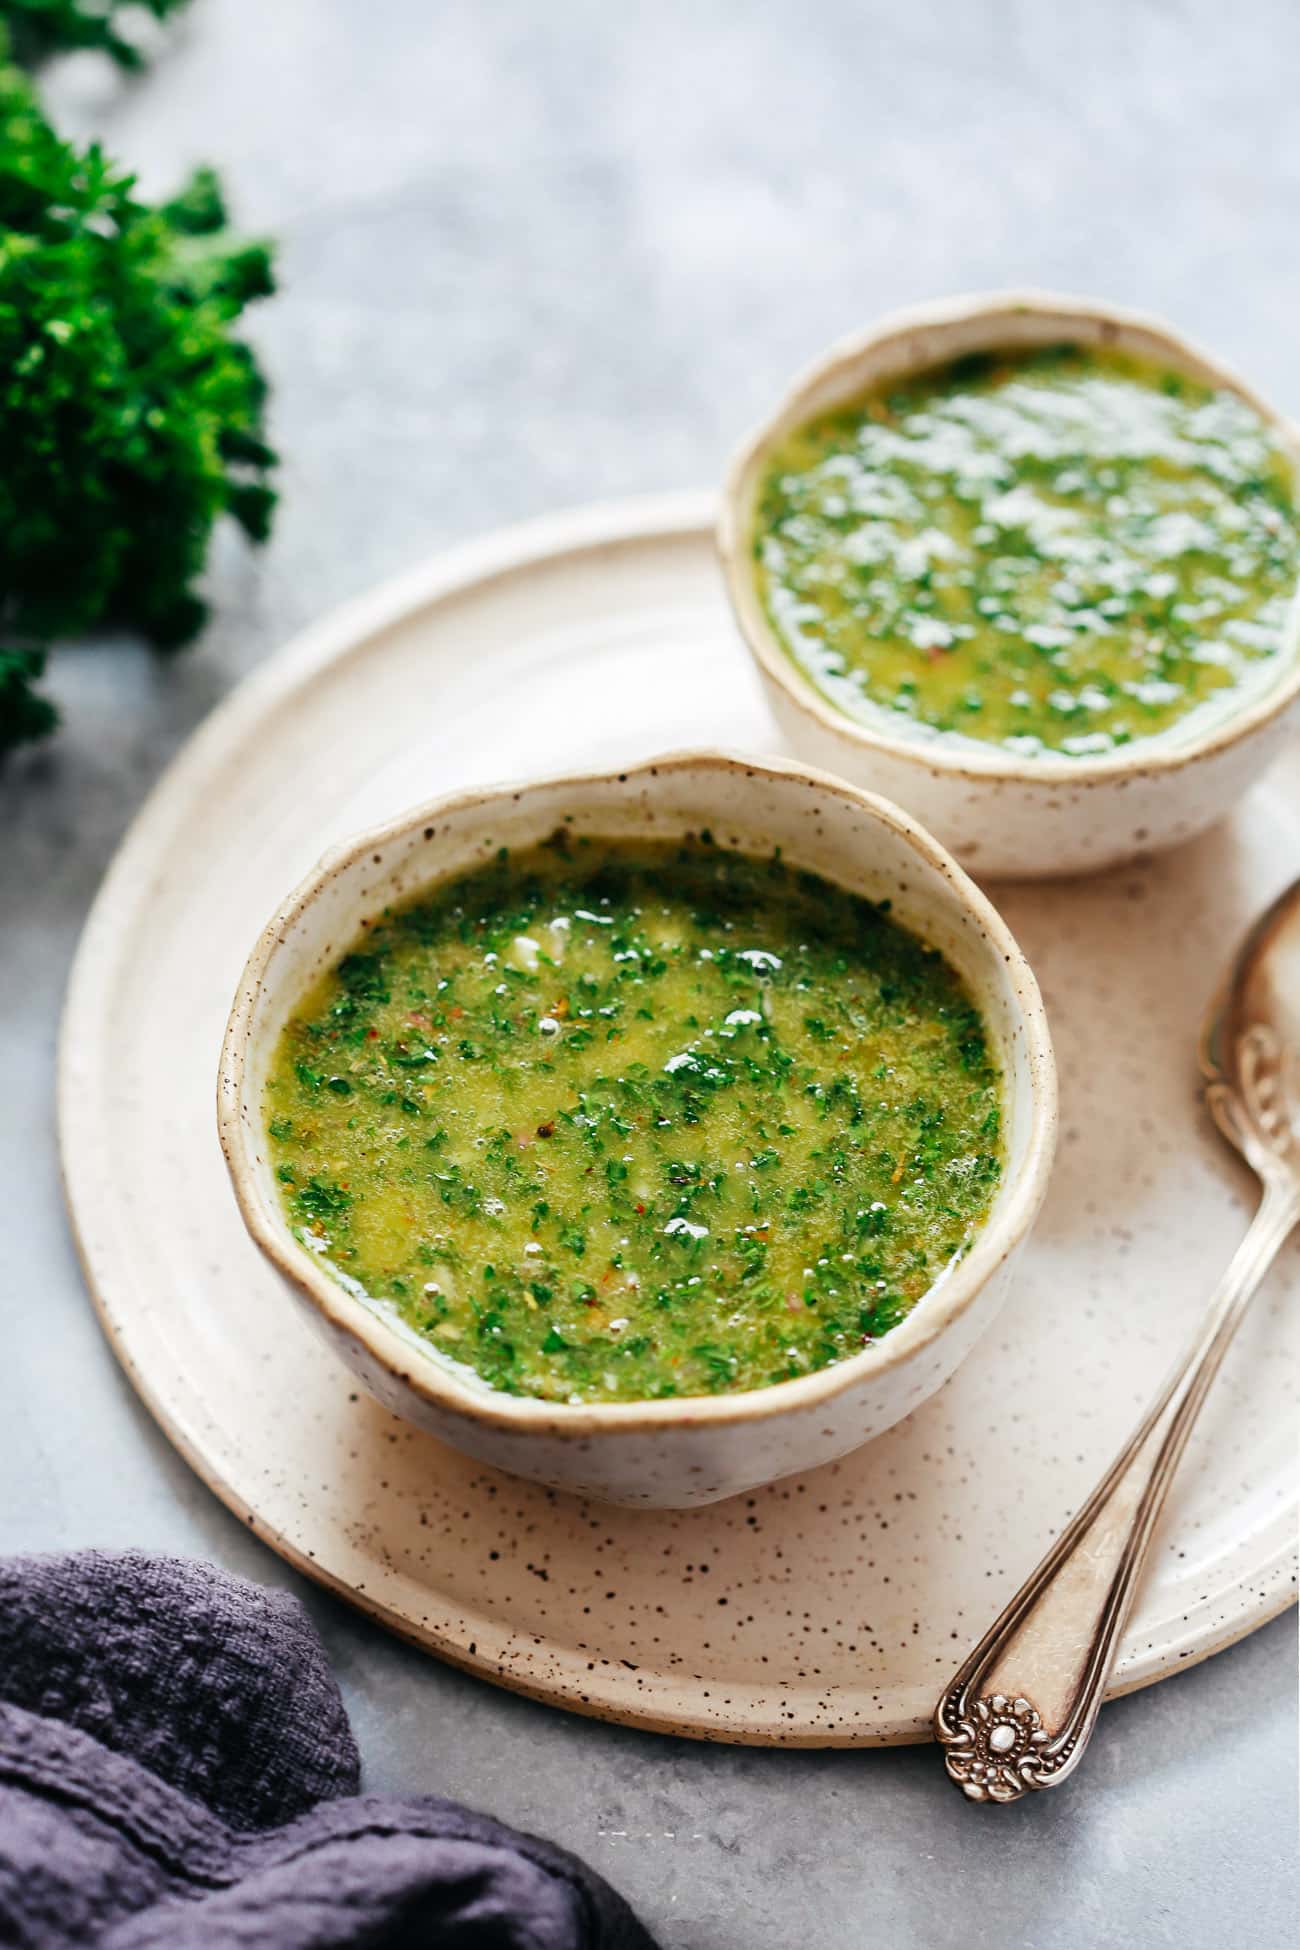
60 493 1299 1745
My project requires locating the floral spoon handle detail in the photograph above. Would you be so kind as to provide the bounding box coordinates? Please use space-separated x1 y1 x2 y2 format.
935 1170 1299 1802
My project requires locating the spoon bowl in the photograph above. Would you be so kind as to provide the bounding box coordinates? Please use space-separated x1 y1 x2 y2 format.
1202 879 1300 1175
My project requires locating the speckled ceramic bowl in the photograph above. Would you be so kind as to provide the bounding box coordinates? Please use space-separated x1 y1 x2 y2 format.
719 292 1300 879
219 751 1056 1506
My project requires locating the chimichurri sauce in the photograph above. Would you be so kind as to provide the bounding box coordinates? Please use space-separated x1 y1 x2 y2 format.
755 346 1299 757
265 838 1003 1405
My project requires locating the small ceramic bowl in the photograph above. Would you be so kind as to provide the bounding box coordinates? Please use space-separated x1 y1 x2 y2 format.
719 291 1300 878
219 751 1056 1507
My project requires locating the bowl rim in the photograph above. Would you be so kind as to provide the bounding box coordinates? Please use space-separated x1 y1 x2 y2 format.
717 288 1300 787
217 748 1057 1438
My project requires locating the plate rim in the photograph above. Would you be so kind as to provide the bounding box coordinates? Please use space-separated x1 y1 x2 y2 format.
57 490 1298 1746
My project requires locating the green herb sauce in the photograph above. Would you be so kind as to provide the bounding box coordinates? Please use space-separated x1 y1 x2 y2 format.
754 345 1299 757
265 837 1003 1404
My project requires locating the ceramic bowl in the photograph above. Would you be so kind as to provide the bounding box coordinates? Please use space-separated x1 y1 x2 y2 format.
719 291 1300 879
218 750 1056 1507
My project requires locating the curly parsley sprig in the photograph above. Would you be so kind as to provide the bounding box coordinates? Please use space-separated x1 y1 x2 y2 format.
0 40 276 755
2 1 192 70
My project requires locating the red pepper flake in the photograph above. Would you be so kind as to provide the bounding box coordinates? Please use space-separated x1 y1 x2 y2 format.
449 1005 464 1020
366 1028 379 1040
635 1202 646 1215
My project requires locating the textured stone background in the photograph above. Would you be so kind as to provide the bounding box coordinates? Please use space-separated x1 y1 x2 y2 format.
3 3 1298 1944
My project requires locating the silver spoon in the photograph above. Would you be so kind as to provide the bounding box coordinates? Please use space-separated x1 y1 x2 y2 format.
935 875 1300 1803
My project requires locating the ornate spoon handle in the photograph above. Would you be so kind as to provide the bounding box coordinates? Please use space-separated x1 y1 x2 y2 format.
935 1178 1299 1802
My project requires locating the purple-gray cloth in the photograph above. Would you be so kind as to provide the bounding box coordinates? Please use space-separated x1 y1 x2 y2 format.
0 1551 658 1949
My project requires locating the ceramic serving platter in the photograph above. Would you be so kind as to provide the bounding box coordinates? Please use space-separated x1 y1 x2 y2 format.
60 493 1299 1745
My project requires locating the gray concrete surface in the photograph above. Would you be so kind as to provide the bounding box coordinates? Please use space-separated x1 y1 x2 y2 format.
3 3 1298 1944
